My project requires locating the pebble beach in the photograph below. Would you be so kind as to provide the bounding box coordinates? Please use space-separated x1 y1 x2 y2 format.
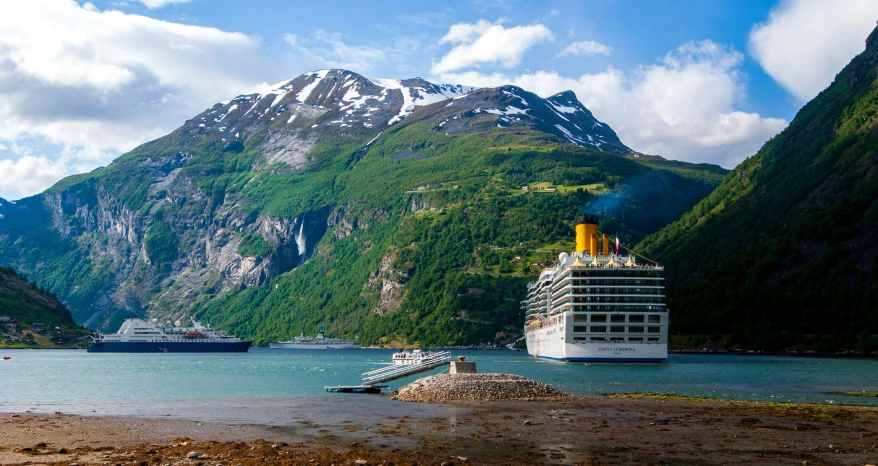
2 374 878 465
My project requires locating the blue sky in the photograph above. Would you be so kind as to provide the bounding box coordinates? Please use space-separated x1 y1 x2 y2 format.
1 0 877 199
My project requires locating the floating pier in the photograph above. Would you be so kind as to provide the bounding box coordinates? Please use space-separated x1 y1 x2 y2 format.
360 351 452 385
324 385 388 394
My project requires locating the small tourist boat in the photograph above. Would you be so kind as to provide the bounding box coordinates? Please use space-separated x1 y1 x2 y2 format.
2 356 10 360
392 349 436 365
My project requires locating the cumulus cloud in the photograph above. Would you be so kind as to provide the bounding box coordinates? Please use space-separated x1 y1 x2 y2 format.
750 0 878 101
556 40 612 57
284 31 392 73
0 155 69 200
0 0 268 199
136 0 191 8
431 20 553 74
436 41 787 168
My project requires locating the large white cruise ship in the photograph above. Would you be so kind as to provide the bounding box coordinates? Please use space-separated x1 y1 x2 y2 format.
523 215 668 362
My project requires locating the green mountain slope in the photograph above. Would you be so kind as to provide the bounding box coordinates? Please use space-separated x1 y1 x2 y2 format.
0 267 86 348
0 71 726 346
638 27 878 353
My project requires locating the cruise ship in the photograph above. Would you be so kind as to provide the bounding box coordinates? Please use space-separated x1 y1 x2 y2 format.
522 215 668 362
87 318 252 353
269 331 360 349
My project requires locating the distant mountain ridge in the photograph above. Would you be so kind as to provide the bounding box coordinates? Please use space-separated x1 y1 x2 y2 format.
0 68 723 345
638 25 878 353
187 69 629 155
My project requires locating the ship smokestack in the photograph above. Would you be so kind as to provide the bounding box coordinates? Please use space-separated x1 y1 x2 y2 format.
602 234 609 257
575 215 599 256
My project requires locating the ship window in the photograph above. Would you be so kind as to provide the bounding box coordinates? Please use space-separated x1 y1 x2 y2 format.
611 314 625 323
590 314 606 323
573 337 587 342
628 337 643 342
629 315 644 323
629 326 644 333
573 315 588 323
590 326 607 333
648 337 660 342
610 337 624 342
573 326 588 333
648 315 661 323
610 326 625 333
591 337 606 342
648 326 661 333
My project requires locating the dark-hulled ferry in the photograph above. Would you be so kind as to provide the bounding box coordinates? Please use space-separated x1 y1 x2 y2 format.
87 318 251 353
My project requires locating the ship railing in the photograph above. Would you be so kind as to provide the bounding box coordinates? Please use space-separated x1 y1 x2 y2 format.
360 351 452 385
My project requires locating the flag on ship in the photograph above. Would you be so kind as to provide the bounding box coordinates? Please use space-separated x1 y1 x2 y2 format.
616 236 620 254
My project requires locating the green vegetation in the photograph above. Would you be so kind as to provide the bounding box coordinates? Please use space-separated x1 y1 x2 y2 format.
638 25 878 353
0 81 727 343
0 266 87 347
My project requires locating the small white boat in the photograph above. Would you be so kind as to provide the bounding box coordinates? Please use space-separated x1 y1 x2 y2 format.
392 349 437 365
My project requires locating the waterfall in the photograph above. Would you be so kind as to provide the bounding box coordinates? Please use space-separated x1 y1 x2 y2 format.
294 219 306 257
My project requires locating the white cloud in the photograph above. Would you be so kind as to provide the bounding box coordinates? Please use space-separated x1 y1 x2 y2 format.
431 20 553 74
437 41 787 168
283 31 390 73
0 0 269 199
557 40 612 57
750 0 878 101
136 0 191 8
0 155 68 200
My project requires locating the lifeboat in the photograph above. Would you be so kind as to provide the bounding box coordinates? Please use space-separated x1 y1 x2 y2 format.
183 331 202 338
3 356 10 360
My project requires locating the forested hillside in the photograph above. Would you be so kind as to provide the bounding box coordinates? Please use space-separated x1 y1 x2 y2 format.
0 70 725 346
639 26 878 353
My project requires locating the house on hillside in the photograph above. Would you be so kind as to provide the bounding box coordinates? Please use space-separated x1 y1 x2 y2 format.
4 320 18 329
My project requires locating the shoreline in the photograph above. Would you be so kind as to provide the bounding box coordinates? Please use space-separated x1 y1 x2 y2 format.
2 394 877 465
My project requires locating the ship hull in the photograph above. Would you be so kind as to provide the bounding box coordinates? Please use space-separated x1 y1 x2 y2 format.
87 340 252 353
526 330 666 362
268 342 360 349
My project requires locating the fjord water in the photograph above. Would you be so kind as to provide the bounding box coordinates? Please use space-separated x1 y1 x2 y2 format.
1 349 876 424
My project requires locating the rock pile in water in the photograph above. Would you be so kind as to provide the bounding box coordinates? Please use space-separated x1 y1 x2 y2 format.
390 373 573 402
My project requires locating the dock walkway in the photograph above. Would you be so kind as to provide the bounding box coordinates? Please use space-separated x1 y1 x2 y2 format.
360 351 451 385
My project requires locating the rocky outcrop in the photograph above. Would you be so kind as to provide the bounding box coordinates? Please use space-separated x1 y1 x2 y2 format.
391 373 573 402
365 252 406 315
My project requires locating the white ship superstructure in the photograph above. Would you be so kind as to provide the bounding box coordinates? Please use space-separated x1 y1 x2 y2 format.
87 318 252 352
269 331 360 349
523 215 668 362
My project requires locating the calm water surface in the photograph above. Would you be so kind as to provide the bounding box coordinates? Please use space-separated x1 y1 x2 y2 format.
1 349 876 424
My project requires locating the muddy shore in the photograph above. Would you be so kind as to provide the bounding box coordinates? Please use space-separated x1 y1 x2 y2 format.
2 394 877 465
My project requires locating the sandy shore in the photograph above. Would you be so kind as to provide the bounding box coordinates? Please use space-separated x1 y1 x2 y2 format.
2 394 877 465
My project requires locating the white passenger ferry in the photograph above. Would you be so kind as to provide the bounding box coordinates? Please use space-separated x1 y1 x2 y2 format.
269 331 360 349
87 318 251 353
522 215 668 362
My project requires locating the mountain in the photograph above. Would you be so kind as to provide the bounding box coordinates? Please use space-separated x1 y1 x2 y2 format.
0 266 87 348
0 69 725 345
638 26 878 353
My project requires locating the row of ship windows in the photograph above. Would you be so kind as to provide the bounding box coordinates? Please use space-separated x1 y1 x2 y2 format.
574 314 662 323
572 325 662 333
568 271 662 278
561 280 663 287
573 337 661 342
561 297 664 304
563 305 666 312
555 287 663 293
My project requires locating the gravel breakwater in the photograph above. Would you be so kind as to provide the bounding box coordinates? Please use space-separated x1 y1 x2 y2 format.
390 373 574 402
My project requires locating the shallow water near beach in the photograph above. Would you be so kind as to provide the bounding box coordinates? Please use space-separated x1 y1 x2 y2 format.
1 349 876 424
